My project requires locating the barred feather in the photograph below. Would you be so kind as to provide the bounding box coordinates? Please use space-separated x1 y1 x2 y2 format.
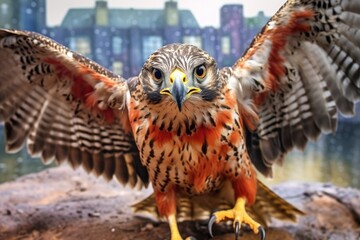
0 29 148 188
232 0 360 176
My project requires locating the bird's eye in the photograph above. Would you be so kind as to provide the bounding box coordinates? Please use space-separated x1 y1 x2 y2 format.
152 68 163 81
194 65 207 80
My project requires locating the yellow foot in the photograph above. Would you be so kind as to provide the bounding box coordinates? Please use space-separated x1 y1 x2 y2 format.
208 198 265 240
168 214 197 240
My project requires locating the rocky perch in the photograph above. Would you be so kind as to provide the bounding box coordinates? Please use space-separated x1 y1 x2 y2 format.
0 166 359 240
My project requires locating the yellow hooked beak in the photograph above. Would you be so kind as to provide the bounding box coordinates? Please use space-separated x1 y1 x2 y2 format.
160 69 201 111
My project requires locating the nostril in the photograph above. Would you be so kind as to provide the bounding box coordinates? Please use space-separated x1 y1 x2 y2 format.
170 77 174 84
182 77 186 83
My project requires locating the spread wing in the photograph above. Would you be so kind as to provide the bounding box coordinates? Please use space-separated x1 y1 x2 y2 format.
230 0 360 176
0 28 148 188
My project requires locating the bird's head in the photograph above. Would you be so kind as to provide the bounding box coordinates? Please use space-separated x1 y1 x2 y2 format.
139 44 219 111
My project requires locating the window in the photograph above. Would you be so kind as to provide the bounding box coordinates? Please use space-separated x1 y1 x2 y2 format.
221 36 231 55
112 36 123 55
142 36 163 61
69 37 91 57
1 3 8 15
183 36 202 48
112 61 123 75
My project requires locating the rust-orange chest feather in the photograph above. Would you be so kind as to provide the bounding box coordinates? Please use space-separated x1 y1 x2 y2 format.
127 82 254 196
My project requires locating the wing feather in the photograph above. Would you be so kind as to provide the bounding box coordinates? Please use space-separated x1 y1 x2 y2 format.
0 28 148 188
230 0 360 176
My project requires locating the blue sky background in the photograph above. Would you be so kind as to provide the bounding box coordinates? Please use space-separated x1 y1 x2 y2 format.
46 0 285 27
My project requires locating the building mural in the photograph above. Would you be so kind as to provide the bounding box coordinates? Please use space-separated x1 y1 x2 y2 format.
53 1 269 78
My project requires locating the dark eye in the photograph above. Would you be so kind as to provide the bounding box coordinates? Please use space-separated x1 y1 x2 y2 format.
152 68 163 81
194 65 207 80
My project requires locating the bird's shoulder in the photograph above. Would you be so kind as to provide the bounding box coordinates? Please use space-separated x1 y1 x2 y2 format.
218 67 233 85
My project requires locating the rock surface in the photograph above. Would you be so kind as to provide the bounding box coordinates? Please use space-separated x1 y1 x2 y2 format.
0 165 359 240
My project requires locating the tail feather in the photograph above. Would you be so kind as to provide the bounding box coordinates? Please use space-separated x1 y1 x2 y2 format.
253 181 304 223
132 180 304 227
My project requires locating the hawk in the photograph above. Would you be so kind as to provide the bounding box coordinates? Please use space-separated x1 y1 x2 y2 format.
1 0 359 239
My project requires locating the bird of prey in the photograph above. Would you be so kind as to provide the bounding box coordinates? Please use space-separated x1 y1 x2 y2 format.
1 0 360 239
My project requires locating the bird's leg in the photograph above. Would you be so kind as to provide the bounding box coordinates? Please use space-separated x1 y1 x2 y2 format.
167 213 183 240
154 188 196 240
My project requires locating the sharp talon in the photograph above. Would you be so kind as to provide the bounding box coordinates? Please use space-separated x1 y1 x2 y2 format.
208 214 216 238
258 226 266 240
185 237 197 240
234 221 240 240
